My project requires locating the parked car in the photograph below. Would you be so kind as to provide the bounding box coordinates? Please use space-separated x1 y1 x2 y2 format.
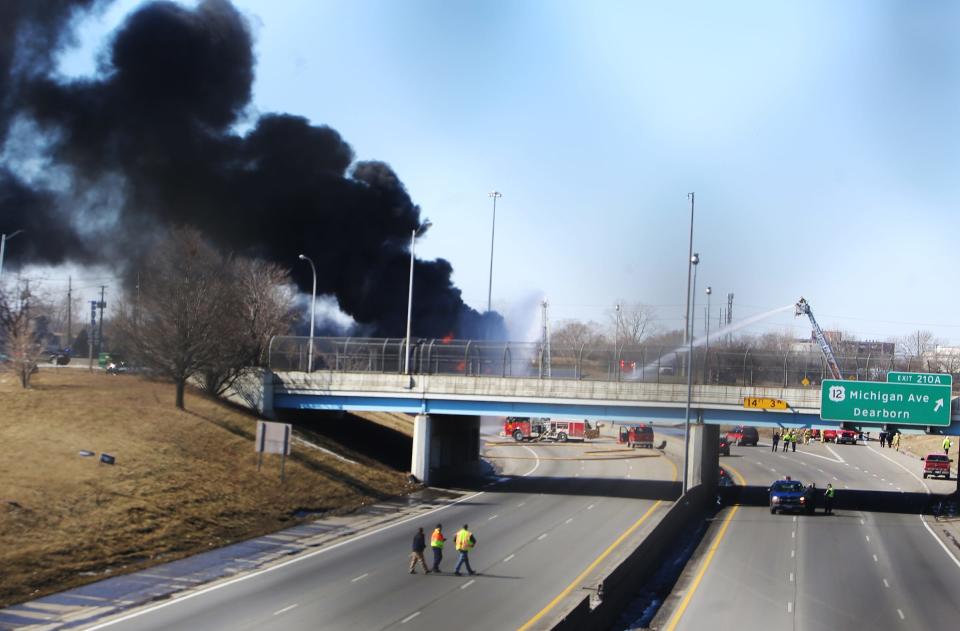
922 454 953 479
718 436 731 456
821 429 838 442
726 425 759 446
769 479 806 514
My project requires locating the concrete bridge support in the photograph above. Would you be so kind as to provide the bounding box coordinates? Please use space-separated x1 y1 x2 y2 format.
685 423 719 492
411 415 481 485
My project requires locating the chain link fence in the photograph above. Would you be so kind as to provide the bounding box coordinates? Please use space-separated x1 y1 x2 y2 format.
268 336 946 388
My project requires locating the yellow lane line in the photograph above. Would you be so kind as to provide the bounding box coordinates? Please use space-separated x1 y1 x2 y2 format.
516 449 680 631
664 463 746 631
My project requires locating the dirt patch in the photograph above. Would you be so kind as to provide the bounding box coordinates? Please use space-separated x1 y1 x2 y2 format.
0 370 413 607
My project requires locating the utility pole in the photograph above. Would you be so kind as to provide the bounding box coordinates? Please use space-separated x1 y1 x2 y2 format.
683 193 695 377
486 191 502 313
66 276 72 350
540 299 551 378
89 300 97 371
97 286 106 357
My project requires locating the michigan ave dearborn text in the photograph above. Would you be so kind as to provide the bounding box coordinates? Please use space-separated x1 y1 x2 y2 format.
849 390 930 419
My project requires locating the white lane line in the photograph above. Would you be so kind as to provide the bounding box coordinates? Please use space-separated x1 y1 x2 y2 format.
401 612 421 624
565 518 573 524
825 445 846 462
920 517 960 570
771 468 777 473
817 468 825 473
587 503 595 510
273 604 298 616
504 554 515 562
860 519 865 526
789 572 794 582
787 601 793 613
865 535 870 542
521 445 542 477
792 531 796 539
537 533 548 541
897 609 905 620
351 573 368 583
86 467 497 630
575 473 580 478
488 514 498 521
873 554 879 563
792 516 797 523
756 460 764 465
518 502 526 507
791 550 795 558
460 579 475 590
883 578 890 588
832 476 838 481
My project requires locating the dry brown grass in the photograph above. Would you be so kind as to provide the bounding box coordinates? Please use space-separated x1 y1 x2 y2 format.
0 369 413 607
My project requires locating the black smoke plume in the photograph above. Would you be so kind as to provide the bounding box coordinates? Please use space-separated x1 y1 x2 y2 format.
0 0 504 339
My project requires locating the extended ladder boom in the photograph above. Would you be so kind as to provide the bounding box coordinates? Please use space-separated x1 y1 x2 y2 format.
795 297 842 380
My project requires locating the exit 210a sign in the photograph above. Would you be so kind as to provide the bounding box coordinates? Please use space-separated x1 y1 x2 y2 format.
820 379 951 426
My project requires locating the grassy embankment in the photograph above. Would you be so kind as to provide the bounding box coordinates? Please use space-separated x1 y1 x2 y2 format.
0 369 413 607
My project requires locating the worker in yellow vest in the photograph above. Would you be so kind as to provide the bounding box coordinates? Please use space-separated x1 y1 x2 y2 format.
454 524 477 576
430 524 446 573
944 436 953 456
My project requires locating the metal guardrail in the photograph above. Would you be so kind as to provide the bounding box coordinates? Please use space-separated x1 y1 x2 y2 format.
268 336 946 389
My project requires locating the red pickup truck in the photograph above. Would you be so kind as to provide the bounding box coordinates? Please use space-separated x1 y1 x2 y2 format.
922 454 953 479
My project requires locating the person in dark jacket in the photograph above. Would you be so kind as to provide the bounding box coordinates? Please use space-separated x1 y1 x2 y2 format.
804 483 816 515
409 527 431 574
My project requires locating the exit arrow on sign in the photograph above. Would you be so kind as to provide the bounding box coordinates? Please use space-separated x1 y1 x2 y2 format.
934 399 944 412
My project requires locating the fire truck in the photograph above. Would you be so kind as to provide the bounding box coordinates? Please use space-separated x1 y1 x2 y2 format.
618 424 654 448
504 417 601 442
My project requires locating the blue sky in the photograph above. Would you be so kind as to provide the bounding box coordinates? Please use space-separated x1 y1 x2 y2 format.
56 0 960 344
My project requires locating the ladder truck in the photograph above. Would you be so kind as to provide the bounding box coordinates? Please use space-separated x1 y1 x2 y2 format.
795 297 842 380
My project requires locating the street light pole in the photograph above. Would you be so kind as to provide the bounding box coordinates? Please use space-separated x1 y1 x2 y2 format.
405 229 416 374
486 191 502 313
682 252 700 494
705 286 712 382
298 254 317 373
614 303 622 380
0 230 25 281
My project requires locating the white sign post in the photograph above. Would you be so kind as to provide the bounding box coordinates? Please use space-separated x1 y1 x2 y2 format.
256 421 292 480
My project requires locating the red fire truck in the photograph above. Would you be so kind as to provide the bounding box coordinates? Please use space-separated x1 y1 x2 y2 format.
618 424 654 448
504 418 600 442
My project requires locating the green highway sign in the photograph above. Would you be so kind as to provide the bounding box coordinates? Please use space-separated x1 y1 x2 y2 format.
820 379 951 426
887 371 953 386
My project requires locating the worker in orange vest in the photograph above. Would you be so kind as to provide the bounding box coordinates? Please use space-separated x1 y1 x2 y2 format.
430 524 446 573
454 524 477 576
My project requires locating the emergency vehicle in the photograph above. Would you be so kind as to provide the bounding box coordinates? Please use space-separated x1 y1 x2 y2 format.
504 417 600 442
618 424 654 448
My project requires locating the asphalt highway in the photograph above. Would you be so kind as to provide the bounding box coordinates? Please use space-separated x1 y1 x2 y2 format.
663 438 960 631
84 428 680 631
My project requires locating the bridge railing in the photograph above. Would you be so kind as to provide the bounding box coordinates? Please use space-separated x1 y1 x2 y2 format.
268 336 947 388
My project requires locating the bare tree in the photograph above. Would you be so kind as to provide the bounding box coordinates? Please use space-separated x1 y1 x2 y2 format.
0 283 46 388
119 228 228 409
610 302 657 348
198 257 296 395
899 330 937 371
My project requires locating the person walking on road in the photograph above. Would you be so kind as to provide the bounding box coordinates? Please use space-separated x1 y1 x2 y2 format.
782 431 791 452
879 431 887 448
944 437 953 456
804 483 816 515
410 527 431 574
824 483 835 515
454 524 477 576
430 524 446 572
791 431 797 452
892 432 901 451
772 431 780 452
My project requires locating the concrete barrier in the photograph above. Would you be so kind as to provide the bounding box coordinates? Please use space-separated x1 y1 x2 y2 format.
548 485 711 631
